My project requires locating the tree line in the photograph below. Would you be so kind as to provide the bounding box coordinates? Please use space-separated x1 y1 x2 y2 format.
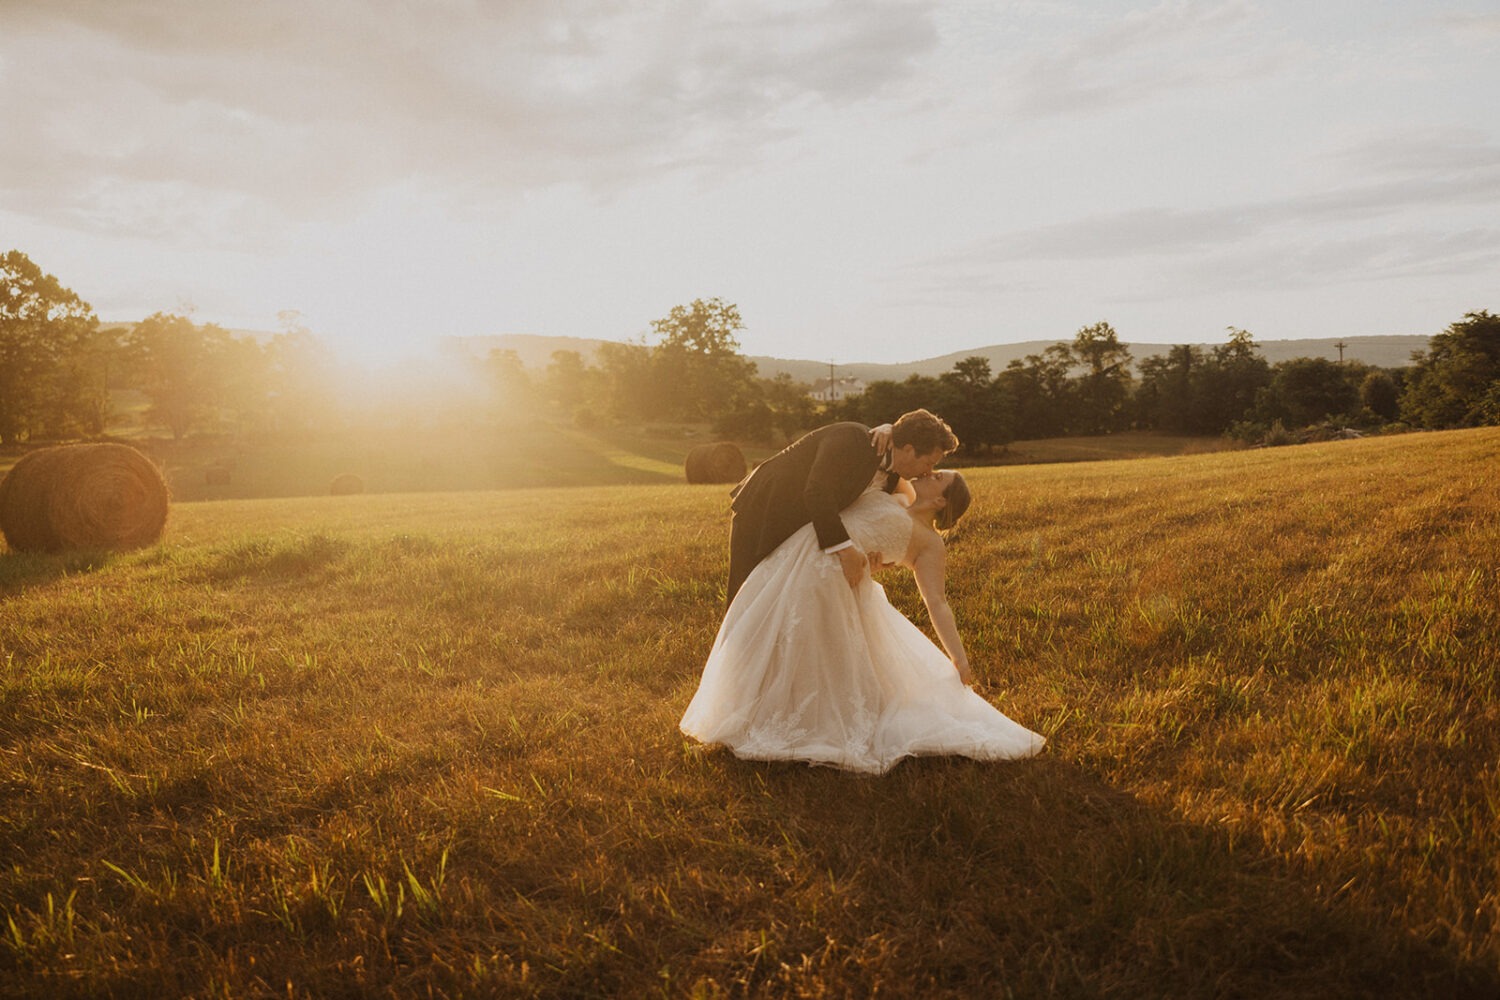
494 309 1500 450
815 314 1497 451
3 249 1496 450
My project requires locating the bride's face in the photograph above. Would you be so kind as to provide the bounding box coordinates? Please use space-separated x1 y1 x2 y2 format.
913 469 953 503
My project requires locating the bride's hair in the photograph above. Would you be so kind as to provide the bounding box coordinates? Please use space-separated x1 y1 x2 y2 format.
935 471 971 533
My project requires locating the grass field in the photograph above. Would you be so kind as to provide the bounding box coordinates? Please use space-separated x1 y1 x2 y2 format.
0 425 1234 503
980 429 1241 466
1 427 1497 997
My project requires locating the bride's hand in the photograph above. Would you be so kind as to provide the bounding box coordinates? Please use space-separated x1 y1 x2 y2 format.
836 546 867 588
954 658 974 685
866 550 886 573
869 423 893 456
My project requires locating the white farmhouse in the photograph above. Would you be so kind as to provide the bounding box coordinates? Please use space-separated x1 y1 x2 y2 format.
809 376 866 403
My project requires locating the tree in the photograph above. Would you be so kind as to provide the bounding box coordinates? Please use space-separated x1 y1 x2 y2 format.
832 377 910 428
124 313 237 439
218 333 271 435
1359 370 1401 423
1400 310 1500 428
266 320 338 434
1069 321 1134 434
596 340 657 420
939 356 1014 452
41 322 121 438
1198 328 1271 434
758 372 818 440
0 250 99 444
1255 357 1360 429
649 298 759 420
486 348 538 421
544 350 589 414
997 345 1072 439
1136 344 1204 433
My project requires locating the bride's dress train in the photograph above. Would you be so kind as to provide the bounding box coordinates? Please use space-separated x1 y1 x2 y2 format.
681 488 1044 774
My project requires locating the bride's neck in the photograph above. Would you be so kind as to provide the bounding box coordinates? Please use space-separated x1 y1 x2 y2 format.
907 501 941 525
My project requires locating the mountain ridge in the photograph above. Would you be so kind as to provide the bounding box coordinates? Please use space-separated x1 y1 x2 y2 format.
454 332 1432 382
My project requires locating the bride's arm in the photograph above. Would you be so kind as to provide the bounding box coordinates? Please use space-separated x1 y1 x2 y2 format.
911 535 973 684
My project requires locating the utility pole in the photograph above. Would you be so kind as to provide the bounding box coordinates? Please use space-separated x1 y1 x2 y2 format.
1334 340 1348 364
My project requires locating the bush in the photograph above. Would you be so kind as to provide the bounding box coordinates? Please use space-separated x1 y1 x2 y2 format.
1226 420 1268 444
1262 420 1293 447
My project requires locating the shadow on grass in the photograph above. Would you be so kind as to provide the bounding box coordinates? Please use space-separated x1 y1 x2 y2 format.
199 533 351 584
705 753 1497 999
0 550 115 598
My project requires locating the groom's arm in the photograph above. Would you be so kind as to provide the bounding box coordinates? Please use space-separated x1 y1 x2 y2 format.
802 422 877 553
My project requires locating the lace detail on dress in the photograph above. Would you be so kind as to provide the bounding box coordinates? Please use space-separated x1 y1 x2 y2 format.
841 487 913 561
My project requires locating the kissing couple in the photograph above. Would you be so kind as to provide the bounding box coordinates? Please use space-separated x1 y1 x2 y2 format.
680 409 1045 774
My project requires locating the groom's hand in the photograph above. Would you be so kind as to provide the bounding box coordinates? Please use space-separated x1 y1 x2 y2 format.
837 546 867 588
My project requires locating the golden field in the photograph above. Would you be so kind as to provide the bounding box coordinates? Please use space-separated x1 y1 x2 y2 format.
1 427 1497 997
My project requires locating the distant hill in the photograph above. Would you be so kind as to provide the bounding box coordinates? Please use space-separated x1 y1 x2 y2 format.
452 333 1432 383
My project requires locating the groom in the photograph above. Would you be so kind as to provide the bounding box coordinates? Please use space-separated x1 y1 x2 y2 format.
725 408 959 605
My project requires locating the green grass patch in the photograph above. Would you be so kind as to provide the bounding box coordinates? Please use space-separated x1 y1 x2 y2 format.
982 429 1240 466
1 428 1497 996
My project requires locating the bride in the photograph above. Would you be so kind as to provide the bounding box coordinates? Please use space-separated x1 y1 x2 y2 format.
681 469 1045 774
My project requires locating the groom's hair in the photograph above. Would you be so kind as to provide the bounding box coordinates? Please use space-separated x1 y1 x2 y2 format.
936 472 972 532
892 409 959 455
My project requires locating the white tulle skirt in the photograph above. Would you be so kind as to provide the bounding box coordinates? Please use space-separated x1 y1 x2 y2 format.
681 523 1045 775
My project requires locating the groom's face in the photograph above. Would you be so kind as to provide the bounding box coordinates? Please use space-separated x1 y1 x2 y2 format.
890 445 944 480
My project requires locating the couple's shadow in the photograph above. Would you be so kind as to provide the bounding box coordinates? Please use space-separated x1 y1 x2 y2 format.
705 752 1494 998
0 549 116 597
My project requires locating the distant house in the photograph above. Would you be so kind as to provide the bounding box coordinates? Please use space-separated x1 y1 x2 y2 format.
809 376 866 403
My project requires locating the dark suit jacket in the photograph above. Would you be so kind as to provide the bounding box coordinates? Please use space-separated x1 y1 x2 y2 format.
726 421 882 603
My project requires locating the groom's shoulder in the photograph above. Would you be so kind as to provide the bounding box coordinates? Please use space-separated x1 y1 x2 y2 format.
792 422 876 449
778 421 871 459
796 422 875 461
811 421 871 441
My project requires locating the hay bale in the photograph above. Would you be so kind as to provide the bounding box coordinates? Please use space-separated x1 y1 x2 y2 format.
0 443 169 554
684 442 747 484
329 473 365 496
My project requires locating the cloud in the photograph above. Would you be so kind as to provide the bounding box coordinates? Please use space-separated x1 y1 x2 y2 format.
1004 0 1297 117
1331 127 1500 177
1174 227 1500 294
971 130 1500 257
1435 12 1500 40
0 0 939 244
896 128 1500 303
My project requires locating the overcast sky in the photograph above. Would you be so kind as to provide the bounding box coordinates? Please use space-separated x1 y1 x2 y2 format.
3 0 1497 365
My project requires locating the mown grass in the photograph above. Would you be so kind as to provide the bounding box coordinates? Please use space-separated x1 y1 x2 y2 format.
982 429 1239 466
1 428 1497 997
0 423 782 504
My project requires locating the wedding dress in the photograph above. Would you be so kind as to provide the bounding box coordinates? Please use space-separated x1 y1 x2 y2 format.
681 487 1045 774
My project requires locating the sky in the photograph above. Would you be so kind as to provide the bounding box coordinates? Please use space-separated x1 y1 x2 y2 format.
2 0 1498 366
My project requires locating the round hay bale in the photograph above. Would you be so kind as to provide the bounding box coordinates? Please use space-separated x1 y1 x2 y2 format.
684 442 747 484
0 443 169 554
329 473 365 496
